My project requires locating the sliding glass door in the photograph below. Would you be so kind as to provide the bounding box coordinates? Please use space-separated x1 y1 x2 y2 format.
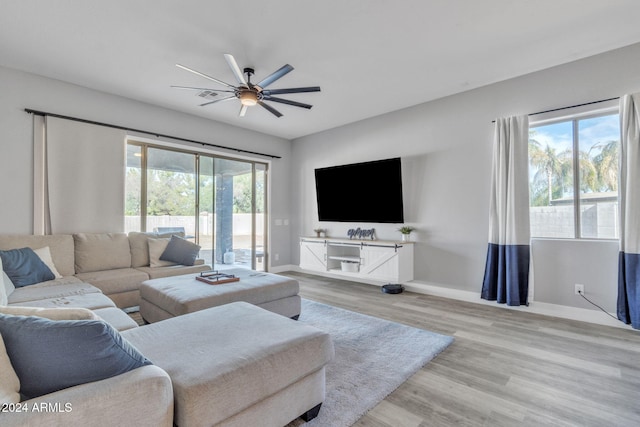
209 158 266 271
125 141 268 270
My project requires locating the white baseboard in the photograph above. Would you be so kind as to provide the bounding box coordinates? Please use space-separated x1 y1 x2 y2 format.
405 280 631 329
270 264 298 274
288 268 633 330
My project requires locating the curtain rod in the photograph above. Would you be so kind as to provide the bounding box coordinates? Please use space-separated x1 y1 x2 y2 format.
491 96 620 123
24 108 282 159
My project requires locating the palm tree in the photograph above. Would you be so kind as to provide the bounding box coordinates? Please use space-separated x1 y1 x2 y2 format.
590 140 619 192
578 149 597 193
529 138 571 206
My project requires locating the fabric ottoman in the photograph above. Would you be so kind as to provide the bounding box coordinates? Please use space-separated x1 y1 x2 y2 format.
139 268 300 322
122 302 334 427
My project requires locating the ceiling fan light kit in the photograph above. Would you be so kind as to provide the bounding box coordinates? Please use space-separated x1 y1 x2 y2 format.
239 90 259 106
173 54 320 118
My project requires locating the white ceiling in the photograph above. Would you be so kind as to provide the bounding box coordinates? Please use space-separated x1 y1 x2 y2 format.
2 1 640 140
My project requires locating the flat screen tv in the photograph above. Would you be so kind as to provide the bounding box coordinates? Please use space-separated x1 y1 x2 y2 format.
315 157 404 223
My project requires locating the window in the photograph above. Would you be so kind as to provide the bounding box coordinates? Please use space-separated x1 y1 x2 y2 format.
528 111 620 239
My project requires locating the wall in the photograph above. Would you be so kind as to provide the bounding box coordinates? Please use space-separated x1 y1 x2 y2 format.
291 42 640 316
0 65 293 267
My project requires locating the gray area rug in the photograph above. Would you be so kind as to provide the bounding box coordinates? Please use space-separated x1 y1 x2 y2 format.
294 299 454 427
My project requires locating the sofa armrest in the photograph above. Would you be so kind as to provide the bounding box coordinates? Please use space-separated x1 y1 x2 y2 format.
1 365 173 427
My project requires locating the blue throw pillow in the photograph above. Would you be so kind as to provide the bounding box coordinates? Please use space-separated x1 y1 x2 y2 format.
0 248 55 287
0 313 152 399
160 235 201 266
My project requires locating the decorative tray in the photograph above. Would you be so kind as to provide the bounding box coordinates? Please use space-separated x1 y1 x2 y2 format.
195 270 240 285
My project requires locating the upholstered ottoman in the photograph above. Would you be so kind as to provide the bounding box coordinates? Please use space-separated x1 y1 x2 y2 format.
122 302 334 427
139 268 300 323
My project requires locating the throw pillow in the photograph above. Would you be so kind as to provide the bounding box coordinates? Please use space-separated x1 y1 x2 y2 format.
129 231 186 267
33 246 63 279
0 248 54 288
0 333 20 404
147 237 178 268
0 313 152 399
2 269 15 305
160 235 201 266
0 306 99 321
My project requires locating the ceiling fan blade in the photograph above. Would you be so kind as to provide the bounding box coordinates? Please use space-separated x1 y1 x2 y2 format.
176 64 236 89
239 105 248 117
262 86 321 95
263 96 313 109
171 85 235 93
256 64 294 90
199 95 236 107
258 101 283 118
224 54 247 86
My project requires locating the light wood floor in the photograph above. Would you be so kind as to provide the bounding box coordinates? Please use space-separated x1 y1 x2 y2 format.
281 271 640 427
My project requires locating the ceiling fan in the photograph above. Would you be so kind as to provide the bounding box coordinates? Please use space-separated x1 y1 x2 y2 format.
172 54 321 118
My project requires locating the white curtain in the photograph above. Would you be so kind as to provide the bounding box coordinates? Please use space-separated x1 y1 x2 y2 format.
34 116 126 234
33 114 49 234
617 93 640 329
481 115 531 306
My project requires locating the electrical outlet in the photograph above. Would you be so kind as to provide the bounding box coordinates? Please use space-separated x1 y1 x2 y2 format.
274 253 280 261
575 284 584 295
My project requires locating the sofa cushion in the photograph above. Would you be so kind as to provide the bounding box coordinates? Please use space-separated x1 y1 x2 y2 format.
0 247 54 287
93 307 140 331
0 305 99 321
129 231 185 268
160 235 201 266
7 281 100 304
74 233 132 274
148 237 177 268
1 303 137 332
33 246 63 279
0 313 152 399
0 234 76 277
75 268 149 296
0 334 20 404
10 292 116 310
137 263 210 280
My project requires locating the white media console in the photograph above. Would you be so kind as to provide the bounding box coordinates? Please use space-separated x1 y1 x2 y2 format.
299 237 414 283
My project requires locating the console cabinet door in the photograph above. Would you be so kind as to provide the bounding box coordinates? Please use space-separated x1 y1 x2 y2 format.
300 241 327 271
360 246 399 281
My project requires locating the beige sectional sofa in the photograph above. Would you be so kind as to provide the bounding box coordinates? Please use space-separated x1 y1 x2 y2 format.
0 233 334 426
0 232 211 308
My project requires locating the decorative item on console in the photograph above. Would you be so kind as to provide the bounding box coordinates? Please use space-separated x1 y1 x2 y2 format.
313 228 326 238
347 228 375 240
398 226 416 242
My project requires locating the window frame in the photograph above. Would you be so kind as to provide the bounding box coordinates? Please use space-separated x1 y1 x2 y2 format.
528 101 620 240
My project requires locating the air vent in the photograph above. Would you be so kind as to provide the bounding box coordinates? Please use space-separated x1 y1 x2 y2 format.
198 90 218 100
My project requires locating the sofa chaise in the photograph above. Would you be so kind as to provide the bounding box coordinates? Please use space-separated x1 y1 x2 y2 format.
1 302 333 427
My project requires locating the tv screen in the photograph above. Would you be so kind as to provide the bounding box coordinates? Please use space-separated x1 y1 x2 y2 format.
315 157 404 223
